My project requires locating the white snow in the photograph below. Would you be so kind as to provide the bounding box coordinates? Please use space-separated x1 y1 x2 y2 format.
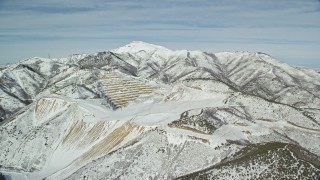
1 41 320 180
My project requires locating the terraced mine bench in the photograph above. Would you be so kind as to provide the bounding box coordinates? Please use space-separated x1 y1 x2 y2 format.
100 73 157 109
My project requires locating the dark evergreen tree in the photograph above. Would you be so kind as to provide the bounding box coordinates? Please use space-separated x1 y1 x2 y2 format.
0 172 6 180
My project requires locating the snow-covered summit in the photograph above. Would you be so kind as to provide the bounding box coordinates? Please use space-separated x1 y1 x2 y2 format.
112 41 172 54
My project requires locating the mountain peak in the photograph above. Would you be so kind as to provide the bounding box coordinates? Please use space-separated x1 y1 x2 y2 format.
1 42 320 180
112 41 172 54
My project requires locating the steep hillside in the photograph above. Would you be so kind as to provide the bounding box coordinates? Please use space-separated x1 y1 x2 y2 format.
177 142 320 180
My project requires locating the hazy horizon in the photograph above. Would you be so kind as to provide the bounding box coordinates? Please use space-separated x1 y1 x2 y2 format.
0 0 319 67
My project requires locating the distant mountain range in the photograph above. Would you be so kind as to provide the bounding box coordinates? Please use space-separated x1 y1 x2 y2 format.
0 41 319 180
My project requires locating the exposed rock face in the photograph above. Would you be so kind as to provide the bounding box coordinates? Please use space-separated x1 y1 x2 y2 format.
0 42 319 180
169 108 226 134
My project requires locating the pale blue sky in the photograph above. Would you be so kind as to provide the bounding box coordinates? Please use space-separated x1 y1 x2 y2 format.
0 0 320 67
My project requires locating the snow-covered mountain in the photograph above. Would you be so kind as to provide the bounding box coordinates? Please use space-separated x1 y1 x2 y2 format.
0 41 319 179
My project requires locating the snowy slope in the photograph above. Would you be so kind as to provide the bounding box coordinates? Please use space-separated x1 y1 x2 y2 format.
0 42 319 180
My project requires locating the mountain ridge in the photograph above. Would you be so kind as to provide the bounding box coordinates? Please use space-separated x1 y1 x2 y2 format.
0 42 319 179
